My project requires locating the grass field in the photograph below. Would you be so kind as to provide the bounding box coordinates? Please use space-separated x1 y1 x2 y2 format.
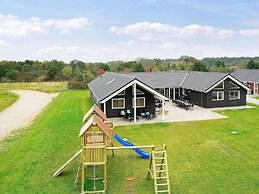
0 82 67 112
0 90 259 193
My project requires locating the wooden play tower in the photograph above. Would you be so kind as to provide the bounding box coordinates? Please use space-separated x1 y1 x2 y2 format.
53 105 170 194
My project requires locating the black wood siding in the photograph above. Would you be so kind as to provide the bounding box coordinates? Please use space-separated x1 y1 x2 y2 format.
184 78 246 108
103 86 155 118
203 79 246 108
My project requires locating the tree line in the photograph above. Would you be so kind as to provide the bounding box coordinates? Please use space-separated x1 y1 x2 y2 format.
0 56 258 89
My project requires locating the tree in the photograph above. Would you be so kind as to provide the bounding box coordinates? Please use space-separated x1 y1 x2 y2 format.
247 60 258 69
132 62 144 72
0 64 6 78
215 61 225 68
192 61 208 72
6 70 17 81
85 71 95 83
62 66 73 80
76 70 85 81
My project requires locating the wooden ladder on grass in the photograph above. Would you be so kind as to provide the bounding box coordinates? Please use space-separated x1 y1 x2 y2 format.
148 145 170 194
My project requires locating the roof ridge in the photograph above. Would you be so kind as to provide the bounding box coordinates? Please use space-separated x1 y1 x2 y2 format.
116 72 136 79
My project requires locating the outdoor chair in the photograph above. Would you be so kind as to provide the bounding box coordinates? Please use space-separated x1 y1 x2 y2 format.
145 112 156 119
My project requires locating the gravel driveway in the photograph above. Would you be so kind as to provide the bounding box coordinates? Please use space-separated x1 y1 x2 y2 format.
0 90 58 138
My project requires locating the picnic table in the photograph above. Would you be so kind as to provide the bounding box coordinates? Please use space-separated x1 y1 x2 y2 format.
173 99 194 110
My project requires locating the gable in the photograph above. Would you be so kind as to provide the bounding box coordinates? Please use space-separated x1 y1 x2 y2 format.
205 75 250 93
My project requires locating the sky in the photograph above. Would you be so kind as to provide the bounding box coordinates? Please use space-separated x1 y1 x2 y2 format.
0 0 259 62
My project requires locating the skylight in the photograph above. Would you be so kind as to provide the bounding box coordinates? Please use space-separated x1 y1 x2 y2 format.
106 78 115 85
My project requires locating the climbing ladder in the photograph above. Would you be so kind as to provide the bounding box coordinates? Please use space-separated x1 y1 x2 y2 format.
148 145 170 194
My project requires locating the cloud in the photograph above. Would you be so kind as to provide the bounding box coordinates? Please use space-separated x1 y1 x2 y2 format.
60 30 72 35
117 40 134 46
239 29 259 36
0 14 92 37
0 40 11 47
44 17 92 29
110 22 235 39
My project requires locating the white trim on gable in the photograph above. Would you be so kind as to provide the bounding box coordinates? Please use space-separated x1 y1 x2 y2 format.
205 74 251 93
100 79 168 103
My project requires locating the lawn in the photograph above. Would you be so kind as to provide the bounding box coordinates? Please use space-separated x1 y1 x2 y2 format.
0 89 259 194
0 82 67 112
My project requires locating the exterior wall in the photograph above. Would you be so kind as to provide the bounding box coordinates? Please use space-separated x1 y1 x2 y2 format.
183 78 247 108
103 86 155 118
247 82 254 94
202 79 247 108
184 89 203 106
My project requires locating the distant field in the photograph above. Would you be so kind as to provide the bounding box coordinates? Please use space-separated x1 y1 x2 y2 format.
0 82 67 112
0 90 258 193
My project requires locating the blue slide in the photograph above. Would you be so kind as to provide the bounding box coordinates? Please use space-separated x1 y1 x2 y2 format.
113 134 150 159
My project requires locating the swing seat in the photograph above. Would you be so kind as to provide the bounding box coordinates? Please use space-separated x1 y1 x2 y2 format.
126 177 136 182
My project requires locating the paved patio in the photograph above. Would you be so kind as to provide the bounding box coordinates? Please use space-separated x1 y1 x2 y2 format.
108 101 230 126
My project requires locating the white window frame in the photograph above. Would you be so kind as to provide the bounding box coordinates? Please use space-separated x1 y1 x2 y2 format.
132 97 145 108
212 91 224 101
116 90 125 96
229 91 240 100
229 81 240 89
255 83 258 95
112 98 125 109
132 88 144 95
214 82 224 90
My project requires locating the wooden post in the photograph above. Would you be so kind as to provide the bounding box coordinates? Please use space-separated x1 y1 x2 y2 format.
173 88 175 100
162 100 165 120
103 102 106 115
104 163 107 191
133 83 137 123
81 164 85 192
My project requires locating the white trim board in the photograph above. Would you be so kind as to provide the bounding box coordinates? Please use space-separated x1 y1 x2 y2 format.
205 74 251 93
100 79 168 103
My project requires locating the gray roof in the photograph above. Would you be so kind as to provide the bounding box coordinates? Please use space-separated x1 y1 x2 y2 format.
88 71 236 102
122 71 187 88
123 71 228 92
181 71 227 92
88 72 134 102
232 69 259 83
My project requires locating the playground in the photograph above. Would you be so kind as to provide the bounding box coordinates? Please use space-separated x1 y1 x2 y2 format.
0 90 259 193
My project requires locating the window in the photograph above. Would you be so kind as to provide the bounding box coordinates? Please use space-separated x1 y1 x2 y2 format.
229 91 240 100
117 90 125 96
132 97 145 108
229 81 239 89
112 98 125 109
212 91 224 101
214 82 224 89
132 88 144 95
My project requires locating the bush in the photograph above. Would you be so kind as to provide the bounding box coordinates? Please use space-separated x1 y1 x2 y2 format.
68 79 87 89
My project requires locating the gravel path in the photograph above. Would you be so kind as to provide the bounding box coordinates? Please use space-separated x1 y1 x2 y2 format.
0 90 58 138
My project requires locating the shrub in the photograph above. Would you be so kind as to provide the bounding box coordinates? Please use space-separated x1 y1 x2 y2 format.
68 79 87 89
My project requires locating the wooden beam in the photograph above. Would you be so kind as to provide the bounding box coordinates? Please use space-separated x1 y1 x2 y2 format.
52 149 82 177
106 145 154 150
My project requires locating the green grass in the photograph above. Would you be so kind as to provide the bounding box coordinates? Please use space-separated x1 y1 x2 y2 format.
254 96 259 100
0 82 67 112
0 90 259 193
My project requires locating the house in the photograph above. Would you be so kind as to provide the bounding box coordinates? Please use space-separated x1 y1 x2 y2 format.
88 71 249 120
87 72 168 122
232 69 259 95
